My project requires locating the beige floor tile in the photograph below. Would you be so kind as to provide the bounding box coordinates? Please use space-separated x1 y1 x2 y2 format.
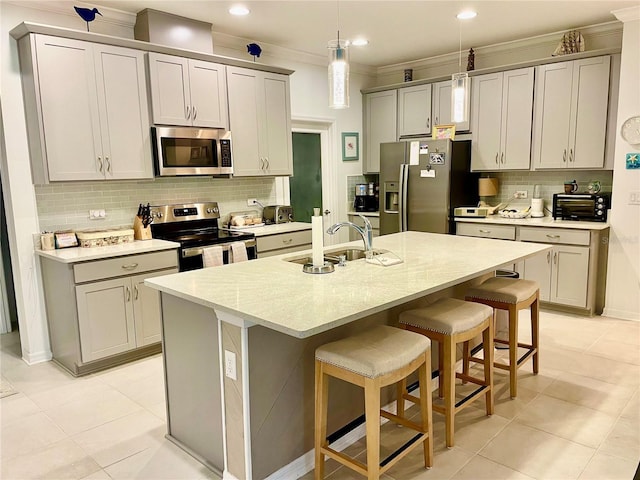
514 394 617 448
578 451 639 480
479 422 595 479
2 359 78 396
621 389 640 421
44 386 143 436
490 380 539 420
0 411 67 460
72 410 166 467
384 443 474 480
0 438 101 480
109 372 166 410
586 337 640 365
0 393 41 427
450 455 534 480
26 375 106 411
597 416 640 462
148 400 168 421
103 441 220 480
600 320 640 346
80 470 111 480
94 354 164 387
542 371 637 416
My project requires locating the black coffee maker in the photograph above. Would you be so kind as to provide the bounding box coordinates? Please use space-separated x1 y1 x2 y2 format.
354 183 379 212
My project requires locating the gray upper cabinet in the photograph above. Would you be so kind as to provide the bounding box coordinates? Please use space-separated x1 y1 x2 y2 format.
432 80 471 132
363 90 397 174
532 56 611 169
226 66 292 176
18 34 152 183
397 84 431 137
471 67 534 171
148 52 229 128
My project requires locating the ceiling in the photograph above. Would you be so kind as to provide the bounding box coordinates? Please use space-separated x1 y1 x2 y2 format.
91 1 637 67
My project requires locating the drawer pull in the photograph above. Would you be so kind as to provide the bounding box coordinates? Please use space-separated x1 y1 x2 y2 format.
121 263 139 270
282 238 293 244
547 251 551 263
553 252 557 264
134 285 139 300
546 234 560 239
126 286 131 302
479 229 491 234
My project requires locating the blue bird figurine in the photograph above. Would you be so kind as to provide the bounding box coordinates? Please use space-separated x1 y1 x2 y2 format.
247 43 262 62
74 6 102 32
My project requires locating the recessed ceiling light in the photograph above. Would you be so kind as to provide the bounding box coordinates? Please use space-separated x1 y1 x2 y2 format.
229 5 250 16
456 10 477 20
351 38 369 46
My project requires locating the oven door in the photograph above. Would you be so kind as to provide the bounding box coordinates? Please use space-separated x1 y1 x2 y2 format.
180 239 257 271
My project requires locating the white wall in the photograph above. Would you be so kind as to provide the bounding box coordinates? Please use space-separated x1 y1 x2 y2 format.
604 7 640 321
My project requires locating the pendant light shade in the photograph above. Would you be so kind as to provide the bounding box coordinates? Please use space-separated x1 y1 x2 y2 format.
451 72 469 123
328 39 350 109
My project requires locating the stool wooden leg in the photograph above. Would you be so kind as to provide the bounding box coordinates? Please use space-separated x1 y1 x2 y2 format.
443 336 456 448
438 342 444 399
531 293 540 374
462 341 470 384
364 378 381 480
419 352 434 468
397 377 406 418
482 317 494 415
314 360 328 480
508 305 519 399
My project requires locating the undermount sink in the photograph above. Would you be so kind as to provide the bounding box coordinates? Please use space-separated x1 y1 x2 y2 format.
285 248 387 265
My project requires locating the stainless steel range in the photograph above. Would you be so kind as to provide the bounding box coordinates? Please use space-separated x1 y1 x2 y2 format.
149 202 256 271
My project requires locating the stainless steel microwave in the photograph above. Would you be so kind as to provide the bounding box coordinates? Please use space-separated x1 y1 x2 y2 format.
152 126 233 177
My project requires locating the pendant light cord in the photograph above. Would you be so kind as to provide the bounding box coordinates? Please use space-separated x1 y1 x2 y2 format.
458 20 462 73
336 0 340 47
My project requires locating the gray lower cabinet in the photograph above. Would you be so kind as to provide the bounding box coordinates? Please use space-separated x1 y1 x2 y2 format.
256 230 312 258
41 250 178 375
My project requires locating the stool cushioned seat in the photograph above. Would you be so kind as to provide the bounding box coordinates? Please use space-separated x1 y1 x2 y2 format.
315 325 430 379
400 298 493 335
466 277 539 304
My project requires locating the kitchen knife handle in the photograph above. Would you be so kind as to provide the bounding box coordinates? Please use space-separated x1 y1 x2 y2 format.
121 263 139 270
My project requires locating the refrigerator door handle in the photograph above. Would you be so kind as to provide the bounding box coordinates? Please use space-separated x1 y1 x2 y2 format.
399 164 409 231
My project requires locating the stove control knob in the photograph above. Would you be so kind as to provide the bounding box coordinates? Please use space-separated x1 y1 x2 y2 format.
206 208 213 214
597 209 603 215
154 212 163 218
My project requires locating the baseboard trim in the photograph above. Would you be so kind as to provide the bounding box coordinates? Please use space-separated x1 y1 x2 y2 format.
602 307 640 322
21 349 52 365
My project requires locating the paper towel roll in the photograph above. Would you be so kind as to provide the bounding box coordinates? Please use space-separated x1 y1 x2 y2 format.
312 215 324 267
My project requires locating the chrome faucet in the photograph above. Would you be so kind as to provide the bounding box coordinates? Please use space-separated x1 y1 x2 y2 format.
326 215 374 259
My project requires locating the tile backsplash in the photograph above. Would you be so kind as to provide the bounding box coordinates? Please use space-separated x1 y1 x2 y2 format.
484 170 614 212
35 177 277 232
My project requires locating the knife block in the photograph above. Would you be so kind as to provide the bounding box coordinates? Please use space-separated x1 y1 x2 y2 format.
133 216 152 240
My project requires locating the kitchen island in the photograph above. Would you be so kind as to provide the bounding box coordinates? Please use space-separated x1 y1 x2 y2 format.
145 231 550 480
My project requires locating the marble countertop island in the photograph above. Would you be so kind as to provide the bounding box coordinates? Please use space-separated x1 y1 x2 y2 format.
146 231 550 338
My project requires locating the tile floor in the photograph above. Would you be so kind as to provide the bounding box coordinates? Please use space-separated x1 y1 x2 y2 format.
1 309 639 480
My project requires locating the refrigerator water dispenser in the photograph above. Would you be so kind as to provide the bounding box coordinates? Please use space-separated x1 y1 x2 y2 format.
384 182 399 213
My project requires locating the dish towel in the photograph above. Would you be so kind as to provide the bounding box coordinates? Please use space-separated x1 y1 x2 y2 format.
202 246 224 268
230 242 248 263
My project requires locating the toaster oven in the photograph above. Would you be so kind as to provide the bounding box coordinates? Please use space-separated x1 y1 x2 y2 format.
263 206 293 224
552 193 609 222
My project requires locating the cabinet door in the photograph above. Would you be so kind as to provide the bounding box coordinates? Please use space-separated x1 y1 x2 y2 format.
397 84 431 137
131 270 177 347
532 62 573 169
501 68 534 170
551 245 589 307
94 45 153 180
471 73 503 171
433 80 470 132
148 52 190 126
227 67 262 175
35 35 103 181
364 90 397 173
570 56 610 169
523 249 552 302
261 73 293 175
188 60 229 128
76 278 136 362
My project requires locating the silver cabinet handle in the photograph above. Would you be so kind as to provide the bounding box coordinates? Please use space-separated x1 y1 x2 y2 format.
260 157 265 170
546 234 560 239
134 285 139 300
282 238 293 244
126 286 131 302
265 158 270 170
500 152 504 164
495 153 499 164
569 148 573 162
547 251 551 263
553 252 557 264
435 116 439 125
186 105 191 120
97 157 103 172
479 229 491 233
121 263 139 270
105 156 111 173
563 149 567 162
192 105 197 120
427 117 431 130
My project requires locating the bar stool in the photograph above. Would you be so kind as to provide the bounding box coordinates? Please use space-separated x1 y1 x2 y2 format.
398 298 494 448
465 277 540 399
315 325 433 480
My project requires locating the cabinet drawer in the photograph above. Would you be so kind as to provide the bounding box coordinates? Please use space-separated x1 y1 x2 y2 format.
456 223 516 240
520 227 590 246
257 230 312 253
74 250 178 284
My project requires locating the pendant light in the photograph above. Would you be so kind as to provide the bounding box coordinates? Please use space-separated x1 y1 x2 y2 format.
328 1 349 109
451 10 476 123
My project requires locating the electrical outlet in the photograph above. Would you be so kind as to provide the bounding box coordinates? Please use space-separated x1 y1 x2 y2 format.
629 191 640 205
89 209 106 219
247 198 258 206
515 191 528 199
224 350 237 380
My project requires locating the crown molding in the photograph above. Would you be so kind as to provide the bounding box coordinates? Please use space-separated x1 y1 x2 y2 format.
612 6 640 23
3 0 136 28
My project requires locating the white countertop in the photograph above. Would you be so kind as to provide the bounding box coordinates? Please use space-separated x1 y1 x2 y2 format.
145 231 550 338
454 215 610 231
36 239 180 264
224 221 311 237
347 211 380 217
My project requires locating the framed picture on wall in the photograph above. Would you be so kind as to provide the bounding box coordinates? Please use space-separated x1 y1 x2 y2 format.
342 132 359 161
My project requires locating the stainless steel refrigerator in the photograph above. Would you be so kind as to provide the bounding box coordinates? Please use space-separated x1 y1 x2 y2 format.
379 139 478 235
